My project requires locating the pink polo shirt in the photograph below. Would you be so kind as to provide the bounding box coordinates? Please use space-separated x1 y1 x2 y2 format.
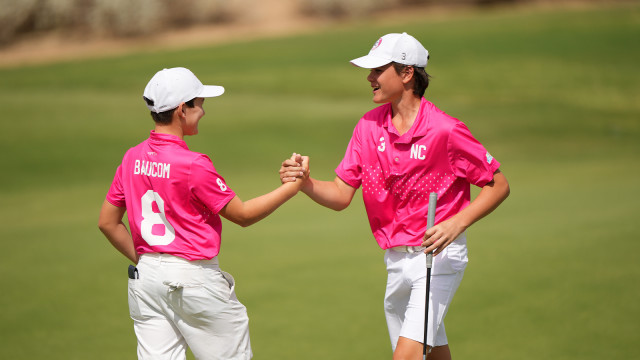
106 131 236 260
336 98 500 250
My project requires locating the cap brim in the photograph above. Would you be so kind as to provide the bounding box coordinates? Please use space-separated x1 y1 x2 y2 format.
350 55 392 69
199 85 225 98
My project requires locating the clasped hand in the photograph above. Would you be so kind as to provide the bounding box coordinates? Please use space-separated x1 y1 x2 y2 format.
279 153 309 185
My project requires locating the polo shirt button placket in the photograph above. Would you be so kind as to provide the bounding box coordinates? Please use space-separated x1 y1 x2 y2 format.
391 143 400 166
391 149 401 173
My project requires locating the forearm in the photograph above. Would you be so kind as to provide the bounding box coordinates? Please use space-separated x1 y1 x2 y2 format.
453 171 510 230
98 200 138 263
224 182 299 227
422 171 510 255
301 177 354 211
99 222 138 264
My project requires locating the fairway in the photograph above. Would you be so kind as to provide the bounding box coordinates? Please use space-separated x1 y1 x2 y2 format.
0 2 639 359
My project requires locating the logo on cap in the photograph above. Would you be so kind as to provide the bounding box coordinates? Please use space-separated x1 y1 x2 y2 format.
371 38 383 51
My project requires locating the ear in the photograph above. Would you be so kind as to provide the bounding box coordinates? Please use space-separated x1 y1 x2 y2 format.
176 102 187 119
401 66 415 84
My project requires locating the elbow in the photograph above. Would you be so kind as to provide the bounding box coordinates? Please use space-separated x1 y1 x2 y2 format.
98 214 121 235
237 219 254 228
97 218 109 234
502 178 511 199
222 210 259 228
330 198 352 212
233 215 259 228
332 204 349 212
98 221 115 237
494 171 510 200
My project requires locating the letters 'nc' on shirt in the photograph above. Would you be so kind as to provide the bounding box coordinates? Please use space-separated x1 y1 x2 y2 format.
336 98 501 250
106 131 236 260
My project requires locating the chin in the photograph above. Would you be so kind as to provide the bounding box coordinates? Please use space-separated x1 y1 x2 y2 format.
372 93 387 104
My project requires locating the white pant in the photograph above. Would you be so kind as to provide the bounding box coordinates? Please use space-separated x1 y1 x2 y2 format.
128 253 252 360
384 248 465 349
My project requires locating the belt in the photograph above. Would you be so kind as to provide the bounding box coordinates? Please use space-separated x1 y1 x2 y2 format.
140 253 219 266
389 245 425 254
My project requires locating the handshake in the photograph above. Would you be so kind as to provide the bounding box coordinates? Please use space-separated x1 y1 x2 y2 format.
279 153 310 187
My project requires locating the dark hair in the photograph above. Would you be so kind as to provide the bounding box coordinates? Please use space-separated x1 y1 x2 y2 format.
143 97 196 124
392 63 431 97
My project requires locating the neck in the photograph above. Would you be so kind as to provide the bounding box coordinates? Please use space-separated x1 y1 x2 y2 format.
154 122 184 139
391 94 422 135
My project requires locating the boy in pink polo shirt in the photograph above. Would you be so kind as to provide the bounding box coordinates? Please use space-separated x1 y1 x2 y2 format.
98 67 306 360
281 33 509 359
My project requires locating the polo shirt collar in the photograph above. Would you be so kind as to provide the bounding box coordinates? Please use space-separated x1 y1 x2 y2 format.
149 130 189 150
382 98 430 144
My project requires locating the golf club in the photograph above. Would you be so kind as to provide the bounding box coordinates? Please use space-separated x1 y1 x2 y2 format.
423 192 437 360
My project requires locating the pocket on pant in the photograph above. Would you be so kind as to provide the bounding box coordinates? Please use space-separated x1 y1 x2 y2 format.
176 274 233 321
192 270 233 303
433 235 468 275
220 271 235 290
128 279 143 320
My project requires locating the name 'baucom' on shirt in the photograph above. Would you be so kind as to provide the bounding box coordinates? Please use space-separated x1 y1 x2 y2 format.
106 131 236 261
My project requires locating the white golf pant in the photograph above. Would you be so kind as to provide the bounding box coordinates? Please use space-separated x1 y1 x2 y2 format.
128 253 252 360
384 239 466 349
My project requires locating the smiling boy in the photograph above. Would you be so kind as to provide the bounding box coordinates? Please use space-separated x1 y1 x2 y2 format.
281 33 509 359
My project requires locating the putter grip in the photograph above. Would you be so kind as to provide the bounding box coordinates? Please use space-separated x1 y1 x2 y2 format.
425 192 437 267
427 192 437 229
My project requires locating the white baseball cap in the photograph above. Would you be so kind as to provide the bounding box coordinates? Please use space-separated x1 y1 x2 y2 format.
350 32 429 69
143 67 225 113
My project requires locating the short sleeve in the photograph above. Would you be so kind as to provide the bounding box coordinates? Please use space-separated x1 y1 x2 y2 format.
105 165 126 207
335 122 363 189
447 122 501 187
190 155 237 214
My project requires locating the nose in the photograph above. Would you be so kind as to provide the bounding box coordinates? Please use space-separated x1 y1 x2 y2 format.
367 70 376 83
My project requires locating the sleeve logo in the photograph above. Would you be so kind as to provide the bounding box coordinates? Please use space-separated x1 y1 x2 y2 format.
486 152 494 164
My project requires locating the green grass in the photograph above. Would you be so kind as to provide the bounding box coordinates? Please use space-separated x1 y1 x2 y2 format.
1 3 639 359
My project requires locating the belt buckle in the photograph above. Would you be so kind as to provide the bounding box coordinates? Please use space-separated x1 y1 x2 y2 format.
406 246 422 254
